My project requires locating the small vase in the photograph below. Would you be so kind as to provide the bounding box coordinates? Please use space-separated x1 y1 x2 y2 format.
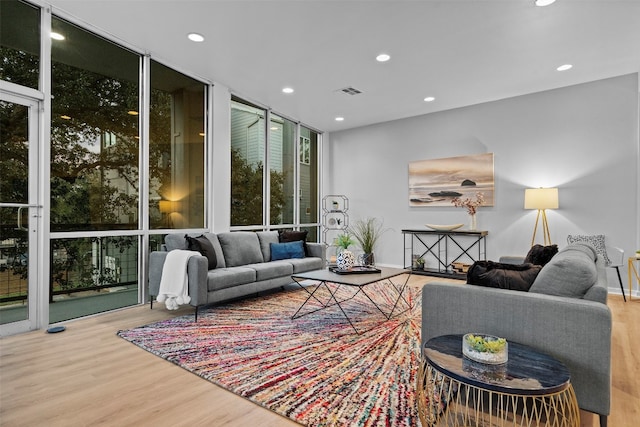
336 249 355 270
469 213 477 231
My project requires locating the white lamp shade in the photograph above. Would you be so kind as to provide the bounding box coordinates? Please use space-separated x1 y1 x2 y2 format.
524 188 559 210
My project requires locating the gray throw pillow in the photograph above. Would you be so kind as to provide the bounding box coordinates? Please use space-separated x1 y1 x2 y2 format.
529 244 598 298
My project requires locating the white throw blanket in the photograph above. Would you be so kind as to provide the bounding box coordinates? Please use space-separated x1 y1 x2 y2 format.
157 250 200 310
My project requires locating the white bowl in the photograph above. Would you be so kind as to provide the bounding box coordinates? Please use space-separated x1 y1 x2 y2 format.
425 223 464 231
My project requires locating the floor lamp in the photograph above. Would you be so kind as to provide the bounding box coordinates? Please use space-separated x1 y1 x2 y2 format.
524 188 559 246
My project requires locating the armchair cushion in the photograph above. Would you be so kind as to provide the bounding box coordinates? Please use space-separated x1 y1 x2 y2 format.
529 243 598 298
467 260 541 291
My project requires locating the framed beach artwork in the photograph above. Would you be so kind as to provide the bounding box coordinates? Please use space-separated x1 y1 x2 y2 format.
409 153 495 207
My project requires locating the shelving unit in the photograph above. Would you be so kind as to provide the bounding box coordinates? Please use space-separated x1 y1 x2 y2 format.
322 195 349 264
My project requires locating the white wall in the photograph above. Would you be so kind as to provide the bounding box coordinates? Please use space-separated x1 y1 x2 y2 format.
325 74 640 295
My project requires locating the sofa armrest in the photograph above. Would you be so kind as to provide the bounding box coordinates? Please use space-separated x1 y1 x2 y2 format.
148 250 208 307
148 251 168 298
421 282 612 417
307 242 326 260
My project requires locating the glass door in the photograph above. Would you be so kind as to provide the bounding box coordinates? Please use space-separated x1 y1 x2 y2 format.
0 92 41 335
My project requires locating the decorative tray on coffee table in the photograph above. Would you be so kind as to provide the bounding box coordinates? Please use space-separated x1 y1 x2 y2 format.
329 266 381 274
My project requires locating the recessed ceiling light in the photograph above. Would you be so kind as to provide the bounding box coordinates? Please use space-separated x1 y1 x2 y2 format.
535 0 556 6
282 87 294 94
335 117 345 122
187 33 205 42
50 32 65 41
127 110 139 116
424 96 436 102
60 115 71 120
557 64 573 71
376 53 391 62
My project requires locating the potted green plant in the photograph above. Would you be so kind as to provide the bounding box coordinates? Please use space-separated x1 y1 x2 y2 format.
415 257 425 270
349 217 389 266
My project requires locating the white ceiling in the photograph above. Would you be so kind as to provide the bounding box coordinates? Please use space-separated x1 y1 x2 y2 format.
45 0 640 133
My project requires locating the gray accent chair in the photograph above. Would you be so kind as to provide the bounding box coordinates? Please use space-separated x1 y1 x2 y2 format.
421 243 612 427
149 231 326 319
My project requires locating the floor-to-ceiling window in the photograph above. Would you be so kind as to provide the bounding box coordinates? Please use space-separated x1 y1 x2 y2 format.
149 60 206 230
230 97 320 237
48 16 141 322
230 99 265 227
299 126 319 241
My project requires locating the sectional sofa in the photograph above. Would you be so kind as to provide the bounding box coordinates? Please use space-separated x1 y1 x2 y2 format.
148 231 326 318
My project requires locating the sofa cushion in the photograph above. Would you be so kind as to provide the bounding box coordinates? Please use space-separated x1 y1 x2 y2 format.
247 261 294 281
567 234 610 265
185 235 218 270
256 231 279 261
467 261 542 291
279 229 309 256
271 241 305 261
165 234 188 251
217 232 264 267
524 244 558 266
529 243 598 298
287 257 325 273
206 267 256 291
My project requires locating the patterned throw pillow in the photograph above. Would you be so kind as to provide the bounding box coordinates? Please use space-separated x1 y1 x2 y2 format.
566 234 610 265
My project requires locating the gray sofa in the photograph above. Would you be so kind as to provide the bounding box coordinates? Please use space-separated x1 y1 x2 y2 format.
421 243 612 426
149 231 325 317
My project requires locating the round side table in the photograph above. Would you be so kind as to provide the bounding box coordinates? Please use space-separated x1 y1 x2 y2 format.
417 334 580 427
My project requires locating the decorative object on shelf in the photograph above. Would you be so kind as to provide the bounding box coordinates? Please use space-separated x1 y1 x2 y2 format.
332 200 339 211
335 233 356 270
349 217 389 266
425 223 463 231
452 192 484 230
462 333 508 365
415 257 425 270
409 153 494 207
525 187 559 246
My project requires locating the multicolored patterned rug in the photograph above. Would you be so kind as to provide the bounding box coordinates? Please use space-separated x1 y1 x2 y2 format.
118 281 422 426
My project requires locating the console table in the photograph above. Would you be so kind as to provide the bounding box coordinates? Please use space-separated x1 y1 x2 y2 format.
417 334 580 426
402 229 488 279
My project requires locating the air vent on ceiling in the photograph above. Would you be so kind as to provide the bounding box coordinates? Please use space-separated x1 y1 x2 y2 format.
339 87 362 96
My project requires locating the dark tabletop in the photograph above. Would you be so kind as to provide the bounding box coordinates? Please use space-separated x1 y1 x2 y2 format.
424 334 571 395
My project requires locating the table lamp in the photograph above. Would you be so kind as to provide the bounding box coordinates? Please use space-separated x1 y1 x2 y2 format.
524 188 558 246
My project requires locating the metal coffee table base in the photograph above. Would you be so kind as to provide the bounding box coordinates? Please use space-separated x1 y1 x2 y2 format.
291 268 411 334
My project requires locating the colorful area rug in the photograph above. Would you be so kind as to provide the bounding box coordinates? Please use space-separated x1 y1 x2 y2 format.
118 281 422 426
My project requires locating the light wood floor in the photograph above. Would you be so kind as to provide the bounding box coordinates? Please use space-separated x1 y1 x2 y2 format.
1 276 638 427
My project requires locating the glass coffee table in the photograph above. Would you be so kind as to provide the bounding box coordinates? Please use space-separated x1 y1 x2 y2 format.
290 267 411 334
417 334 580 426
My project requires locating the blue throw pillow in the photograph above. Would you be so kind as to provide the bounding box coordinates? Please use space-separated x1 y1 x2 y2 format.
270 241 305 261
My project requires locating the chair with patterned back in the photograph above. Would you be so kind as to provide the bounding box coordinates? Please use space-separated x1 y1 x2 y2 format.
567 234 626 302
